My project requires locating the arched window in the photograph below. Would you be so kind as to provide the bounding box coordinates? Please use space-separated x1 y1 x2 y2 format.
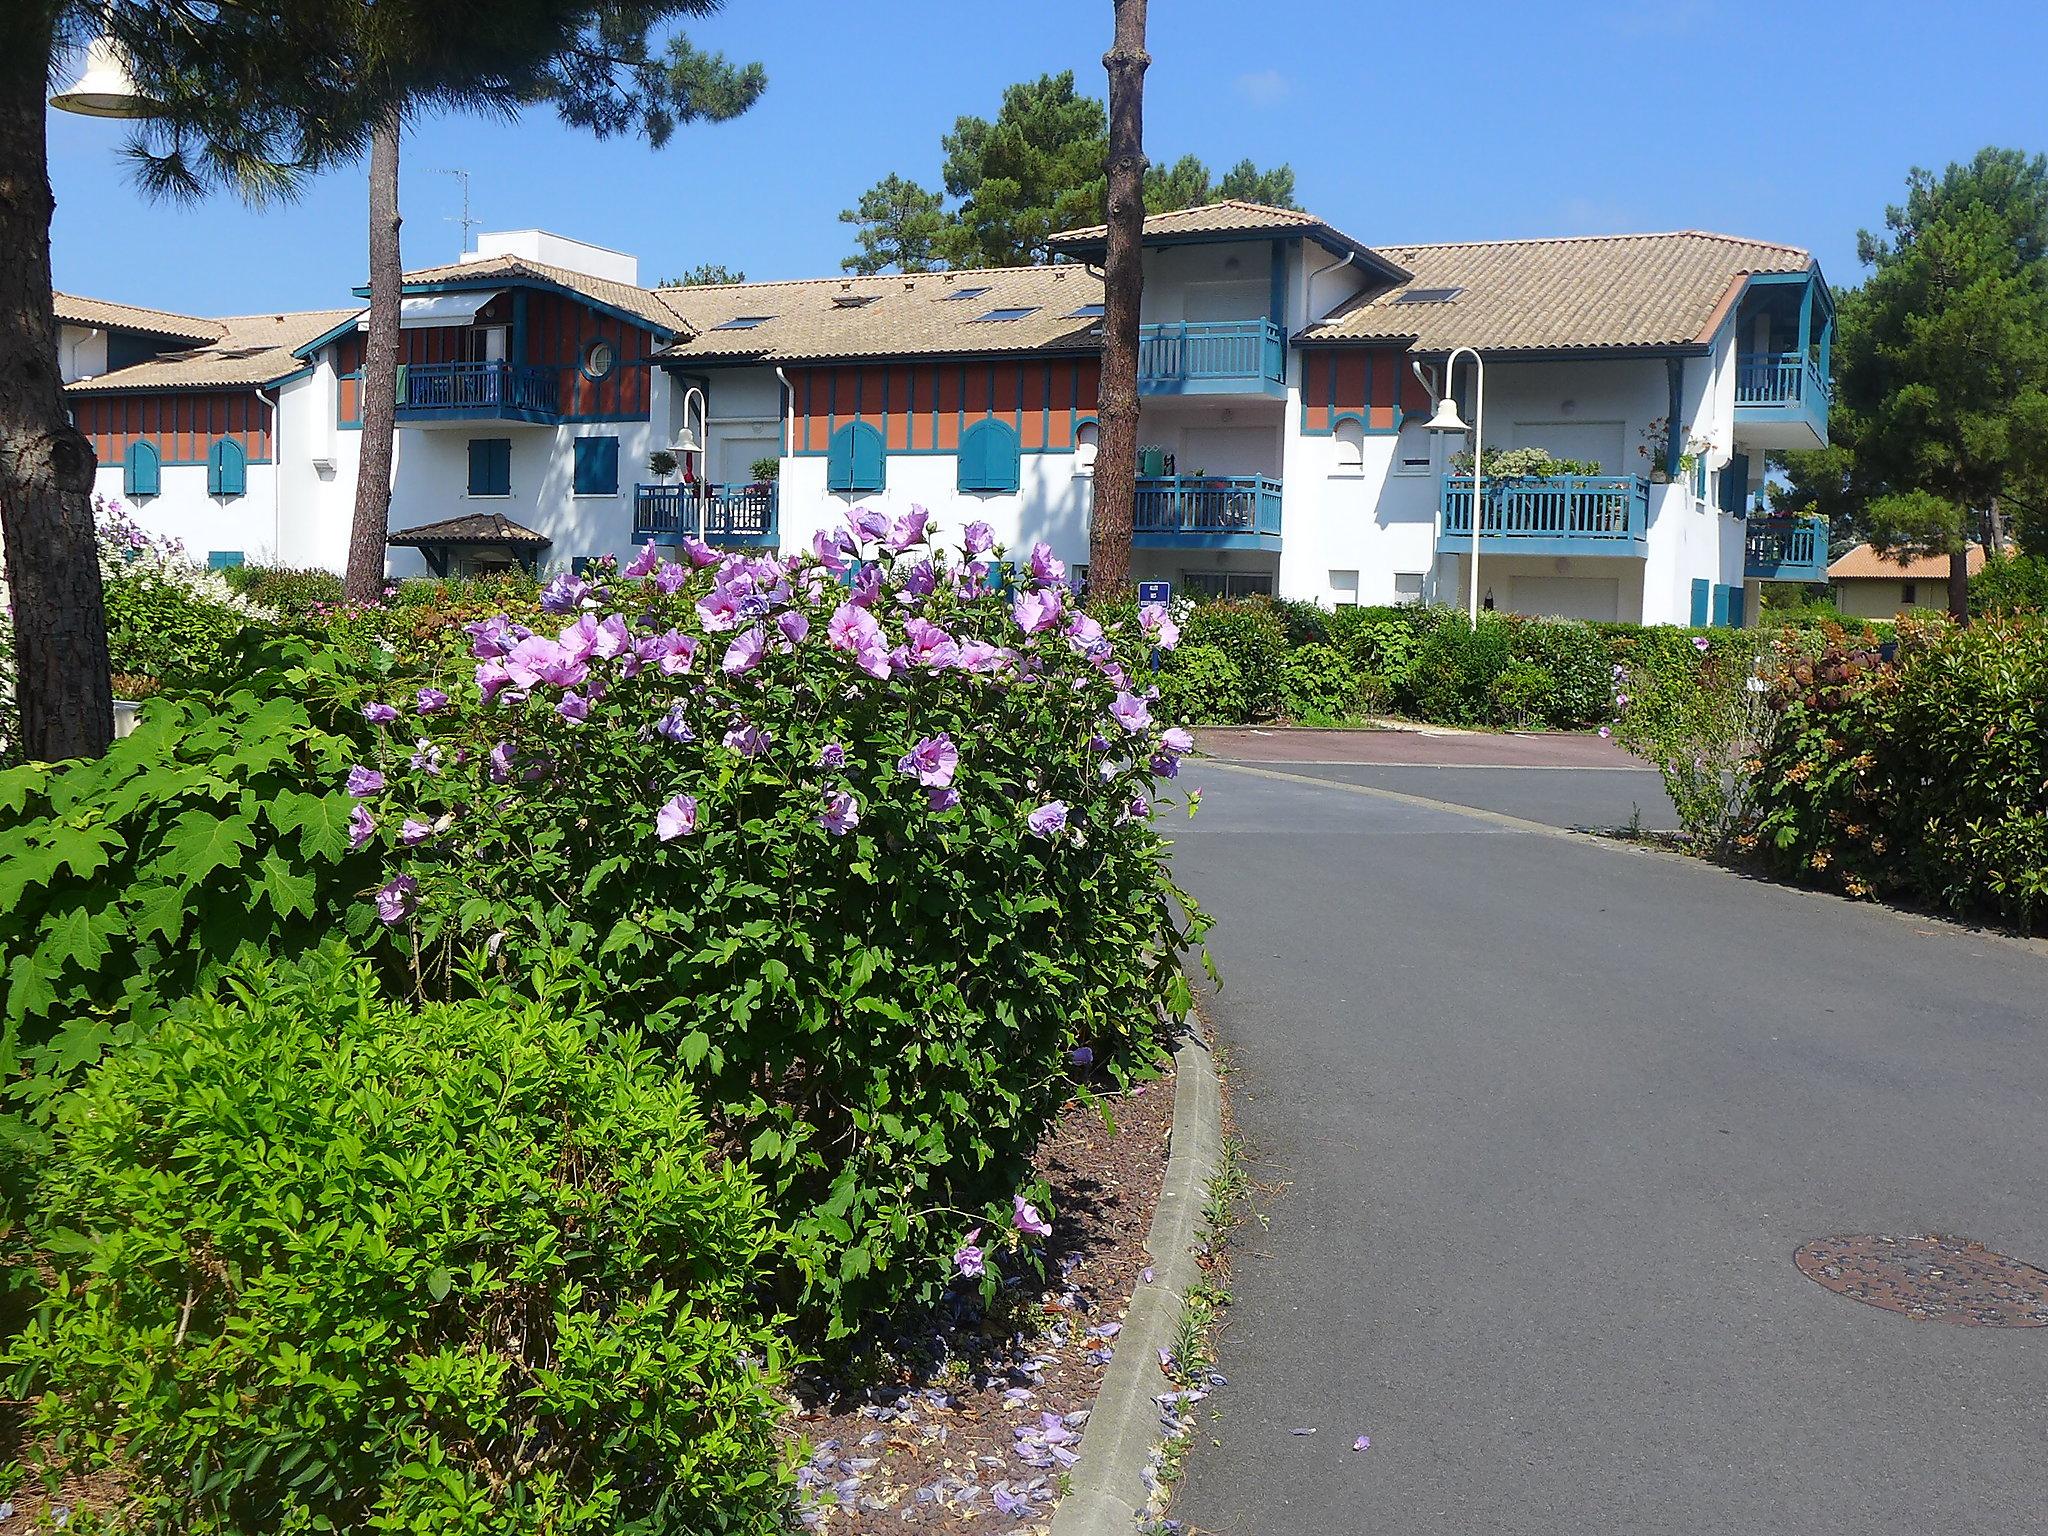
826 420 885 493
1073 419 1100 474
206 437 248 498
124 439 161 498
1392 415 1433 476
957 417 1021 493
1332 416 1366 472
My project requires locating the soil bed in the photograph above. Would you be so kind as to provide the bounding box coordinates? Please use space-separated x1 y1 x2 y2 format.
789 1059 1179 1532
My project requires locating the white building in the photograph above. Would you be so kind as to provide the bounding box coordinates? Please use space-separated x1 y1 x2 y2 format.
60 203 1837 621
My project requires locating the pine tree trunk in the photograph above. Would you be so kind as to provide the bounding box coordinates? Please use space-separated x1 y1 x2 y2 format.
0 12 113 761
345 109 403 603
1089 0 1148 597
1985 495 2007 557
1948 542 1971 625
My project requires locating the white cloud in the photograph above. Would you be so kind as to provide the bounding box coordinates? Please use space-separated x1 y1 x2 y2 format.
1233 69 1290 108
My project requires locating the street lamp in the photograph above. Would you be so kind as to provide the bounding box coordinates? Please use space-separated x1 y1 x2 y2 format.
50 37 153 118
1425 345 1485 626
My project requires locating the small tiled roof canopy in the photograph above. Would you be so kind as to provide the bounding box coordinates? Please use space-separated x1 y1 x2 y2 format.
1827 543 1985 580
1297 231 1816 354
386 513 551 549
387 253 683 334
1045 199 1408 282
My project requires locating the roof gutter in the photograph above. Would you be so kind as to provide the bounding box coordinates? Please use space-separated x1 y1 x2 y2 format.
1305 249 1355 326
774 366 792 457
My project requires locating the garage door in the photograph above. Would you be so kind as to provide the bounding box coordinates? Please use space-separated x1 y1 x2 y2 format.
1506 575 1621 621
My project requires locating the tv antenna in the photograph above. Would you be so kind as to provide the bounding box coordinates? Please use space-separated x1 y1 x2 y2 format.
434 169 480 258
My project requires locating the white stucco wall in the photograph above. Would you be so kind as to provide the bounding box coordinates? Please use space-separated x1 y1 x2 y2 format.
100 460 284 566
776 449 1094 570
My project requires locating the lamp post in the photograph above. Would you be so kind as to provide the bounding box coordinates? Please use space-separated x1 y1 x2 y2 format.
675 383 708 525
1423 346 1485 626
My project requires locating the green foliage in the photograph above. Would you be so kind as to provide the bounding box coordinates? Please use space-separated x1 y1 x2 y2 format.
8 946 789 1535
1178 600 1288 719
749 456 781 483
1144 153 1299 214
0 640 382 1163
1778 148 2048 602
1974 551 2048 615
100 562 251 686
1612 637 1794 846
1487 662 1559 729
838 173 948 274
218 563 346 615
1507 619 1612 727
1404 615 1515 726
659 262 746 285
1449 446 1606 479
359 536 1204 1340
1153 643 1245 724
1279 643 1360 722
1755 617 2048 924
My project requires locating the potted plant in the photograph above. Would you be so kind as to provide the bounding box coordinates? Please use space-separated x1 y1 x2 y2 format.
647 449 679 480
747 456 779 495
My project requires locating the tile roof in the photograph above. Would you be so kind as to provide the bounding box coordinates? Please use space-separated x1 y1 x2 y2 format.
62 308 361 393
1296 231 1816 353
1046 199 1405 277
387 512 550 547
391 253 684 333
52 291 223 344
1827 542 1985 580
654 265 1108 364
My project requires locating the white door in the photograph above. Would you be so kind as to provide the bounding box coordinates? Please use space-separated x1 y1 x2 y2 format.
717 431 778 486
1506 420 1625 473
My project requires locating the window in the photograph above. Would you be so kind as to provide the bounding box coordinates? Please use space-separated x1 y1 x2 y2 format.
123 439 161 498
1393 572 1425 604
941 286 992 302
831 293 879 309
826 420 885 493
1332 417 1365 472
1067 302 1106 318
1180 570 1275 599
207 550 244 570
1392 287 1465 305
712 315 773 330
467 325 508 363
468 437 512 497
970 306 1038 323
1073 420 1100 474
580 339 615 381
1330 570 1360 607
205 437 247 498
573 435 620 496
1393 417 1433 476
957 418 1021 493
1900 582 1918 606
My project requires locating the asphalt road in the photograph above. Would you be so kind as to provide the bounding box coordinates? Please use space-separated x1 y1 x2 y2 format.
1168 757 2048 1536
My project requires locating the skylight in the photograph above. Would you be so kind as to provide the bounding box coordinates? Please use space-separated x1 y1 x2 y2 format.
831 294 878 309
942 286 993 301
1067 302 1106 318
1392 287 1465 305
971 306 1038 323
712 314 773 329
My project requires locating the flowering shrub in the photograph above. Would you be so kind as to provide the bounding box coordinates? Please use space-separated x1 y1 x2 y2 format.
348 512 1206 1336
8 945 790 1535
92 500 276 686
1754 616 2048 924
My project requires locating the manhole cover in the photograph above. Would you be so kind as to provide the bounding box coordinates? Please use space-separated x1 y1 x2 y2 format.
1794 1234 2048 1326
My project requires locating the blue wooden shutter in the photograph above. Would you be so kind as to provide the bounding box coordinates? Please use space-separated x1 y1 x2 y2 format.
1711 583 1731 627
959 418 1019 492
1719 452 1749 515
469 438 511 496
828 421 884 492
207 550 244 569
1689 577 1710 627
1728 586 1746 627
125 440 160 498
206 438 247 497
957 420 987 489
574 436 619 495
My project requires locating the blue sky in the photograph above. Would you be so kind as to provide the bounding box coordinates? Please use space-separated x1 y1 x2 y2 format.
46 0 2048 316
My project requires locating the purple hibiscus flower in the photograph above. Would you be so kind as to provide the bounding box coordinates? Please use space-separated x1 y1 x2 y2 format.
723 625 768 676
555 691 590 724
624 542 661 579
954 1227 986 1279
345 765 385 798
1159 726 1194 756
1012 1194 1052 1238
409 740 443 774
1026 800 1068 839
657 705 695 744
415 686 449 715
816 741 847 768
1013 587 1062 636
656 792 700 841
361 702 398 726
897 733 959 788
926 786 960 811
488 741 516 784
1028 541 1065 583
539 573 588 614
1110 691 1152 733
883 507 931 553
374 875 418 925
723 723 773 757
777 609 811 645
903 617 959 670
963 519 996 557
819 789 861 835
811 527 855 574
399 818 433 846
347 805 375 849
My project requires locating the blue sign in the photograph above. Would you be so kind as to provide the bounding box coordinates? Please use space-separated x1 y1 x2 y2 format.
1137 580 1171 605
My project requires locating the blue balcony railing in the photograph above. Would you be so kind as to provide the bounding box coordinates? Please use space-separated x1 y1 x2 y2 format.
633 483 778 546
1137 319 1286 393
1735 351 1830 409
1132 473 1282 548
1744 515 1829 582
1439 474 1650 555
396 360 561 421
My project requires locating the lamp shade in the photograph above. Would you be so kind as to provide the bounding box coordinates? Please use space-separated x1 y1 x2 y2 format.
50 37 153 118
672 427 702 455
1422 397 1471 435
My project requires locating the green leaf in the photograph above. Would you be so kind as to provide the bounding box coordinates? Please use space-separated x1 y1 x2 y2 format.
157 810 257 888
254 849 317 920
267 792 354 862
34 902 114 976
426 1267 453 1301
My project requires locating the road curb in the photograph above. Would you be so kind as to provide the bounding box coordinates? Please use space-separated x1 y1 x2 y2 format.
1049 1026 1222 1536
